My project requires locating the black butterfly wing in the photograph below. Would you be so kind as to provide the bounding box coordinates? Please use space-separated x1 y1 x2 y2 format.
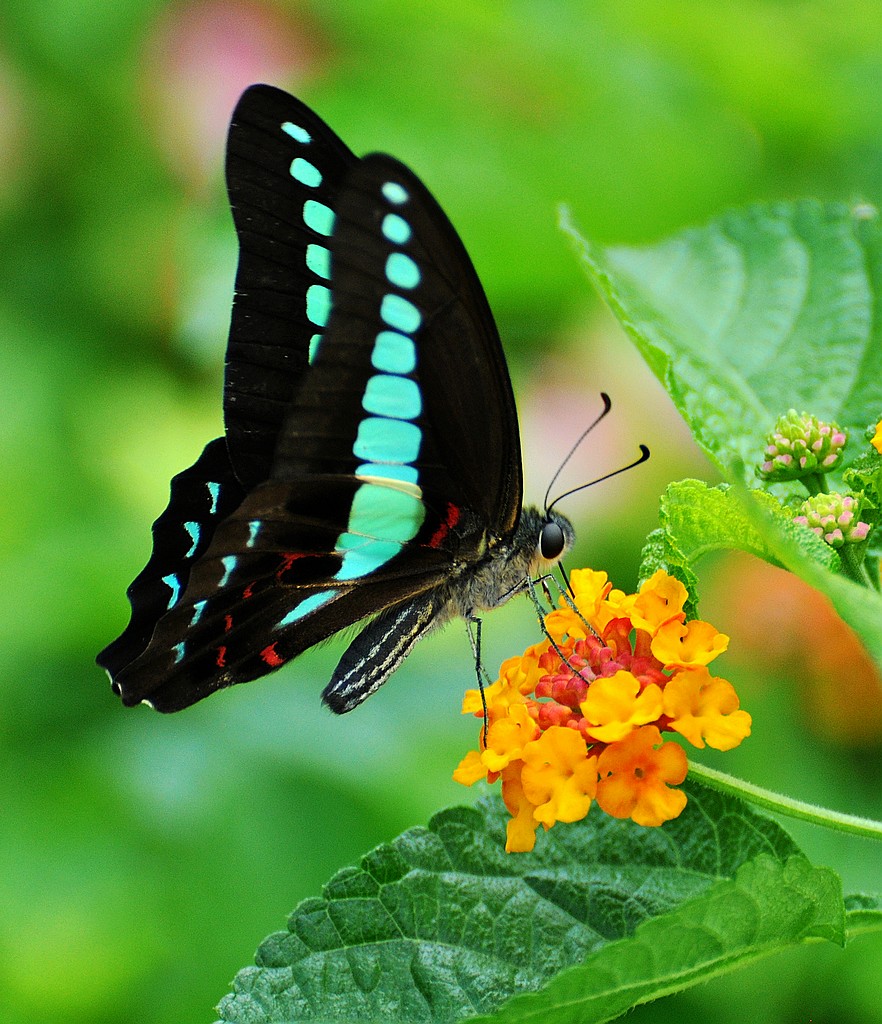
223 85 357 486
98 87 356 685
99 85 523 712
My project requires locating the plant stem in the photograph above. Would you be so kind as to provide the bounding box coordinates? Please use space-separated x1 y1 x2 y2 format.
839 543 871 587
801 472 827 496
688 761 882 841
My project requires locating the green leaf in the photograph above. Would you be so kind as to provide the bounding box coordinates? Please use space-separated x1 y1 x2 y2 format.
565 201 882 674
215 782 844 1024
470 857 842 1024
638 479 841 598
563 200 882 484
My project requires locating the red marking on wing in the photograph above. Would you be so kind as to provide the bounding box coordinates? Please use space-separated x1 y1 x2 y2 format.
428 503 461 549
243 581 256 599
216 646 227 668
260 643 284 668
277 552 307 579
223 614 233 633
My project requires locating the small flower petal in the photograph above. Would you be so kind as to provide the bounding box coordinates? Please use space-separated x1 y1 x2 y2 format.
501 763 542 853
481 703 540 773
595 726 688 826
628 570 688 635
651 618 729 667
664 667 752 750
580 670 664 743
520 726 598 826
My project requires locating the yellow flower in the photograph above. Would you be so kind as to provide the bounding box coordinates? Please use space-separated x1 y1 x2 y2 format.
453 567 748 849
595 726 688 826
579 670 664 743
520 727 598 827
481 703 540 773
461 642 546 715
663 667 752 750
651 618 729 667
872 419 882 456
628 570 688 635
544 568 611 639
452 749 488 786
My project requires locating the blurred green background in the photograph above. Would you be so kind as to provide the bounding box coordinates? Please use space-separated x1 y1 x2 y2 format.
2 1 881 1022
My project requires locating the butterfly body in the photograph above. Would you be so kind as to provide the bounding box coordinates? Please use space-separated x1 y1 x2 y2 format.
98 84 574 714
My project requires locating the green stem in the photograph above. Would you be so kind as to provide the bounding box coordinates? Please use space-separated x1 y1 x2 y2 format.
800 472 827 496
688 761 882 841
839 543 871 587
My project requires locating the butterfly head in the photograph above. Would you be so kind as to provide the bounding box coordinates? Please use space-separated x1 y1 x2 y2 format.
523 507 575 577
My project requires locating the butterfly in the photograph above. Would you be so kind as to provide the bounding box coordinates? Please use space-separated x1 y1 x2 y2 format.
97 83 575 715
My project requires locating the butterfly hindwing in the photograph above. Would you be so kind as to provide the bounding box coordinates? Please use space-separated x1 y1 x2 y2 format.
99 84 528 713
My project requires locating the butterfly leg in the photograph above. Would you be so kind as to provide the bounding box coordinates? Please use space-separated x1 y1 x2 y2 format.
466 615 490 747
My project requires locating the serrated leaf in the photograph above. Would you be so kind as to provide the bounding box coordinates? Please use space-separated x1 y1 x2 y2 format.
215 782 844 1024
563 201 882 484
638 479 840 601
470 856 842 1024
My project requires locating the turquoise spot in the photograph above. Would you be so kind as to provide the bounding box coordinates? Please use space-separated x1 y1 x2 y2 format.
277 589 337 627
290 157 322 187
353 416 421 464
162 574 180 609
308 333 322 364
303 200 335 236
372 331 416 374
183 521 200 558
247 521 261 548
306 284 332 327
206 481 220 514
382 181 409 205
306 243 331 279
219 555 237 587
382 213 411 245
190 600 206 626
363 374 422 420
345 483 426 544
357 462 419 486
385 252 420 290
282 121 311 143
335 538 402 581
381 294 421 334
173 641 186 664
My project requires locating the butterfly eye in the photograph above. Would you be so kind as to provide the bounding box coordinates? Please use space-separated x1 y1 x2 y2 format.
538 520 566 562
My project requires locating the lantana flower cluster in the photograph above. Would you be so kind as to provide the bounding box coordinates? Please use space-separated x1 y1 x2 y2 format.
454 569 751 853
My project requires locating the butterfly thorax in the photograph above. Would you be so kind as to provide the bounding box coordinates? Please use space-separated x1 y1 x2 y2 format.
437 506 575 623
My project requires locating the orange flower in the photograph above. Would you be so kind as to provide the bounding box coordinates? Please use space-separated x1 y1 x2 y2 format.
651 618 729 667
664 667 752 750
595 726 688 826
520 726 598 827
579 670 664 743
872 419 882 456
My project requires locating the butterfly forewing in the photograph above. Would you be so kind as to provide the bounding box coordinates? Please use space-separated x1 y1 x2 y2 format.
224 86 356 487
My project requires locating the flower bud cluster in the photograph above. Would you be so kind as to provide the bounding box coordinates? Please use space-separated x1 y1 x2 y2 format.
794 493 871 548
758 409 846 482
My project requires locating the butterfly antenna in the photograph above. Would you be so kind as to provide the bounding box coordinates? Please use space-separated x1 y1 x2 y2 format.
546 444 650 515
543 392 612 512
